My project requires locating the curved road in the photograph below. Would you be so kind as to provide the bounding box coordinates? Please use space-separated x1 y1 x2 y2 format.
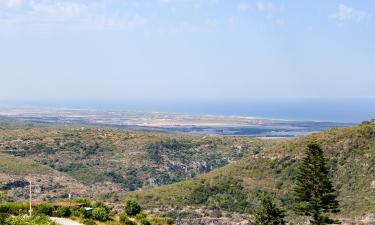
50 217 83 225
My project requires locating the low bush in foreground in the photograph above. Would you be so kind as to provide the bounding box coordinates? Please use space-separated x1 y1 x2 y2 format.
4 214 56 225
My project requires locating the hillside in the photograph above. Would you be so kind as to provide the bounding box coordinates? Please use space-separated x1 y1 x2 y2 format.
0 153 86 201
123 124 375 222
0 124 276 202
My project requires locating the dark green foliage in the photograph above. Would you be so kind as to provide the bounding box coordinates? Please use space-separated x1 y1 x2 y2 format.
85 143 101 156
124 200 142 216
251 191 285 225
147 147 162 164
0 202 29 215
52 206 71 218
190 177 250 213
70 207 84 217
0 212 9 224
105 171 127 184
156 139 193 151
105 170 143 191
293 143 340 224
91 202 112 221
92 207 110 221
35 203 54 216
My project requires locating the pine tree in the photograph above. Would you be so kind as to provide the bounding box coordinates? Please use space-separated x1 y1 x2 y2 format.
251 191 286 225
293 143 340 225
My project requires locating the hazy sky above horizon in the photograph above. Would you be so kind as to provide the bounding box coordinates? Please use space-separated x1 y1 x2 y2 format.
0 0 374 101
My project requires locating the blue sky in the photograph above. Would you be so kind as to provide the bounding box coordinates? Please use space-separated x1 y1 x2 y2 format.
0 0 374 100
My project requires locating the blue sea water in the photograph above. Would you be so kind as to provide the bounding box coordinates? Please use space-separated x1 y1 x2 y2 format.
3 99 375 123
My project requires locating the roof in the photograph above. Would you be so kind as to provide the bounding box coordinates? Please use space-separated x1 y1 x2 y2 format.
32 201 85 207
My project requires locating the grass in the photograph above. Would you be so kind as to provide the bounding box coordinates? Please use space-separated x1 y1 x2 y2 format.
0 154 50 175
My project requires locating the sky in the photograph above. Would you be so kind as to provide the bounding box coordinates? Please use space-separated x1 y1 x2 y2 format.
0 0 374 101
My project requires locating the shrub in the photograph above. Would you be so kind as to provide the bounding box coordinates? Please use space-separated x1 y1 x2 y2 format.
35 203 54 216
135 211 147 220
92 207 110 221
0 202 29 215
70 206 85 218
82 218 96 225
124 200 141 216
138 217 151 225
5 214 56 225
119 213 136 225
0 213 10 224
135 211 150 225
250 191 285 225
53 206 71 218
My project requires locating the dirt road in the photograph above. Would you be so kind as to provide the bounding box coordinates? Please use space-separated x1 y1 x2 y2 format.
49 217 83 225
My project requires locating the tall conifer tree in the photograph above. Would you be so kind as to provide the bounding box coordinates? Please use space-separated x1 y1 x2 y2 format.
293 143 339 224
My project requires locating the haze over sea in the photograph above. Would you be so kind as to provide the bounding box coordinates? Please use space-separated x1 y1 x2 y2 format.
4 99 375 123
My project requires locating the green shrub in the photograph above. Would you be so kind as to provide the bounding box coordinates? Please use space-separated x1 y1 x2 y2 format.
35 203 54 216
119 213 136 225
53 206 71 218
70 206 90 218
92 207 110 221
138 218 151 225
135 211 147 220
5 214 56 225
250 191 285 225
0 202 29 215
82 218 96 225
124 200 141 216
0 213 10 224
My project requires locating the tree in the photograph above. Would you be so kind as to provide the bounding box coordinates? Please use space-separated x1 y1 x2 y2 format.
124 200 141 216
293 143 339 225
251 191 286 225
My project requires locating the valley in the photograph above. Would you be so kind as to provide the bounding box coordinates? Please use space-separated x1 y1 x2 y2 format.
0 120 276 204
1 118 375 224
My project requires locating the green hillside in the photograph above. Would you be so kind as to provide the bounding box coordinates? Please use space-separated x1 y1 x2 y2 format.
124 124 375 219
0 153 49 175
0 125 276 202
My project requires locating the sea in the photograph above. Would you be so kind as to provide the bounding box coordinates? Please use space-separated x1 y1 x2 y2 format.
2 99 375 123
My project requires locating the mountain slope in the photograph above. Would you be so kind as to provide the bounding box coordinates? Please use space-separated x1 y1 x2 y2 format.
0 153 86 201
124 124 375 218
0 125 276 201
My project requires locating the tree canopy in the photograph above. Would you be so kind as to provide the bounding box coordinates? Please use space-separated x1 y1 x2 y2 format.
293 143 339 224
